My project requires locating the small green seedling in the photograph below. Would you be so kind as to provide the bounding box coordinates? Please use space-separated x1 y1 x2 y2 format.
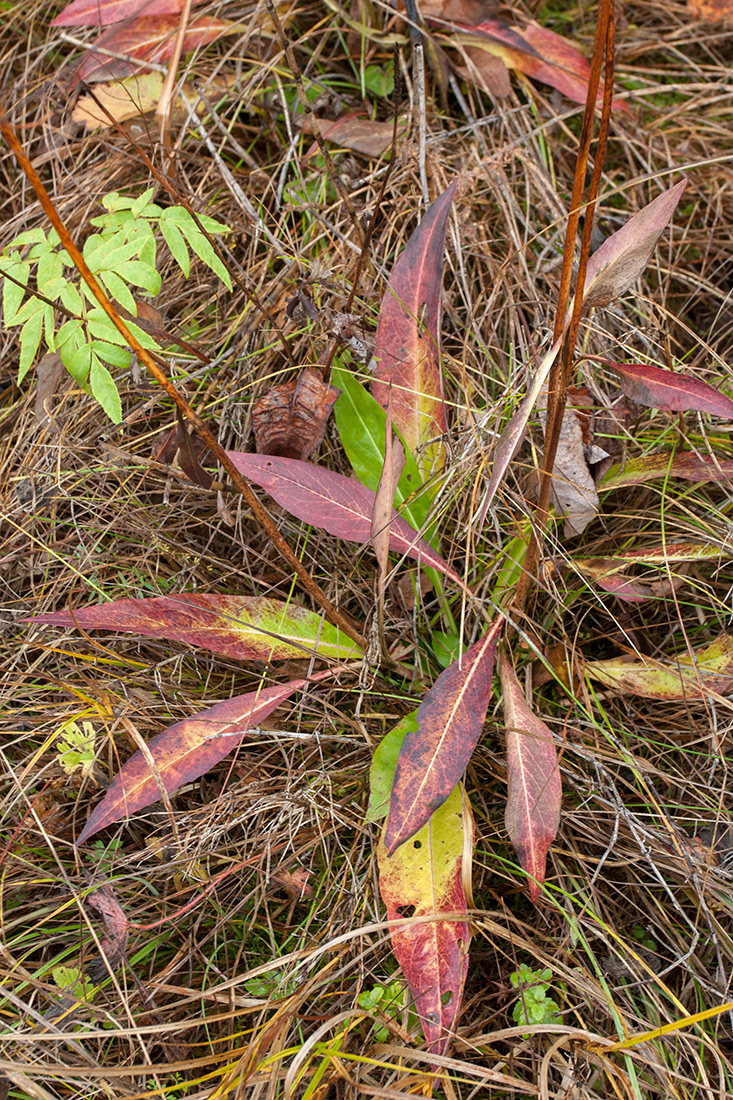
52 965 96 1003
510 964 562 1026
358 980 405 1042
56 719 97 780
0 188 231 421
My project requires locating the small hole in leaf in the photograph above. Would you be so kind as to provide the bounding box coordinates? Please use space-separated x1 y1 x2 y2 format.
425 1011 439 1024
413 839 422 849
396 904 416 919
441 989 454 1006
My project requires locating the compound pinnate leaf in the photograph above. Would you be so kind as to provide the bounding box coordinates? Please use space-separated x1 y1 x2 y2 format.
607 361 733 418
77 670 335 844
598 451 733 489
581 181 688 310
372 181 456 475
384 615 504 855
25 594 362 663
498 652 561 905
226 452 462 586
586 634 733 701
378 783 472 1057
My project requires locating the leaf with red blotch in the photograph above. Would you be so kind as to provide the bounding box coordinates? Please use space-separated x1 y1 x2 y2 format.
77 669 335 843
377 767 472 1057
586 634 733 701
25 593 361 663
70 15 234 86
252 367 340 461
446 18 627 111
384 615 503 855
598 451 733 489
371 181 456 477
605 362 733 418
226 452 463 588
498 652 561 905
52 0 204 26
581 181 688 311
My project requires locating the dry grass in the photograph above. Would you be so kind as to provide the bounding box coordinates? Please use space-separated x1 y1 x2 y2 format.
2 0 733 1096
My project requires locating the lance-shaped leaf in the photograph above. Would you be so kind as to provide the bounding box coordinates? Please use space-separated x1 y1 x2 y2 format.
372 400 407 586
70 14 234 86
605 361 733 418
77 669 335 843
371 181 456 475
385 615 504 855
581 181 688 311
24 594 361 663
574 542 720 602
226 452 463 587
586 634 733 701
479 334 564 523
332 364 434 539
498 653 561 904
599 451 733 489
378 773 472 1056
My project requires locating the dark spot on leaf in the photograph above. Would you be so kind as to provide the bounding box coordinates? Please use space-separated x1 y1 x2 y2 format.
413 839 422 849
396 904 416 919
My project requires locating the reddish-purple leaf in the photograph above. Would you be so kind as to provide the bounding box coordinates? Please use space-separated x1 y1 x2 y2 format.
498 652 561 905
384 615 504 855
76 670 334 844
24 594 361 662
70 14 233 86
599 451 733 489
86 885 128 972
581 181 688 310
378 784 472 1057
226 452 463 587
372 181 456 475
606 362 733 418
52 0 203 27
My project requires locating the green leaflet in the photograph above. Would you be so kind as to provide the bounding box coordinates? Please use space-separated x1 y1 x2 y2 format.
332 363 436 542
365 710 419 824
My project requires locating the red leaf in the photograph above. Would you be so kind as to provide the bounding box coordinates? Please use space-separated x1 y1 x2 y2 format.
24 594 362 663
378 784 472 1057
599 451 733 489
226 452 463 587
86 884 128 973
384 615 504 855
454 18 628 112
252 367 340 461
606 362 733 418
52 0 202 27
70 14 233 86
581 181 688 310
499 653 561 905
77 670 335 843
372 181 456 475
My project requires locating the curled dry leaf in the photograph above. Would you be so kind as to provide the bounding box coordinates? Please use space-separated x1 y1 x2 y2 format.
586 634 733 701
581 181 688 311
385 615 503 855
25 593 362 663
372 180 456 476
303 115 407 159
498 652 561 905
605 361 733 419
538 389 598 537
226 451 463 587
77 669 335 843
253 367 340 461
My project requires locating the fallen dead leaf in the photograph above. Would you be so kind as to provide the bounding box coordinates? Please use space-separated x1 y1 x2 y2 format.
687 0 733 26
252 367 340 461
304 114 408 159
538 389 599 537
34 352 65 430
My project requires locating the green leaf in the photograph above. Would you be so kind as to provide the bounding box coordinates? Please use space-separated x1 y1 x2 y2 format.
332 363 434 539
182 225 232 290
9 227 47 248
365 710 419 824
59 326 91 384
113 260 161 295
93 340 132 369
59 282 83 315
37 250 63 292
432 631 460 669
0 256 29 324
87 309 160 349
90 353 122 422
159 219 190 277
99 270 137 314
130 186 155 217
44 303 56 351
18 306 45 381
363 63 394 98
